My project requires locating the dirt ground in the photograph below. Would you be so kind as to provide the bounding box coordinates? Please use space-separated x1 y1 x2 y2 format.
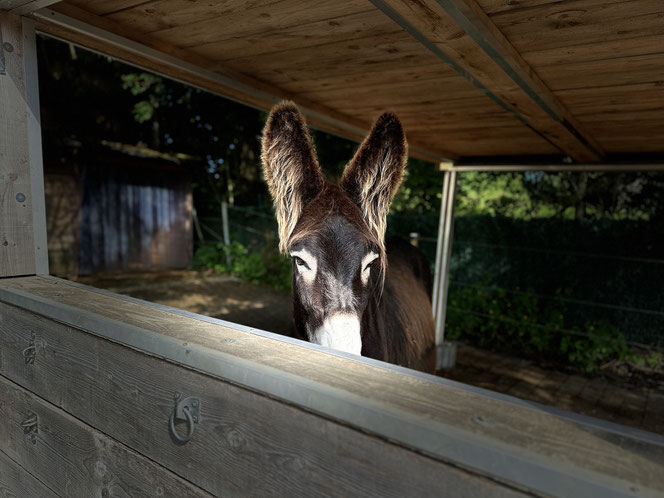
77 269 662 436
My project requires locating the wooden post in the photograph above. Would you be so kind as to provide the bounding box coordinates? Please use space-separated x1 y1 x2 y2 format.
0 13 48 277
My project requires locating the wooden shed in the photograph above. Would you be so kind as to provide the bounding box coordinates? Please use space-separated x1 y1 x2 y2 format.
1 1 663 497
44 140 194 277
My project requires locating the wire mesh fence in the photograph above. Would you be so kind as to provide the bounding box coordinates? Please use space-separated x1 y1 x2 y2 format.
447 171 664 356
195 169 664 358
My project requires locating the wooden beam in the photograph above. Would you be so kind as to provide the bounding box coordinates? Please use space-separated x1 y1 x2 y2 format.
1 276 663 497
370 0 604 162
0 296 529 497
0 13 48 277
30 4 454 162
1 0 60 15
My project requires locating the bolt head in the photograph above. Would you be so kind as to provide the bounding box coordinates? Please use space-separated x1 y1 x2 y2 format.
3 42 14 53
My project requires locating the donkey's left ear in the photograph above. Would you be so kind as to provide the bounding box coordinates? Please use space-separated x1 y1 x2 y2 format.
339 112 407 243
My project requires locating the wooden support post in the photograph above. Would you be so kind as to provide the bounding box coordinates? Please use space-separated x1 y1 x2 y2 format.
0 13 48 277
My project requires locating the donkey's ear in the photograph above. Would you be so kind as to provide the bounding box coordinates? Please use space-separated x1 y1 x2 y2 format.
339 112 407 244
262 101 325 252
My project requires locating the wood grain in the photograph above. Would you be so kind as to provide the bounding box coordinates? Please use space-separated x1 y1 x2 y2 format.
1 276 663 497
0 375 211 497
0 449 57 498
0 13 36 276
490 0 664 52
142 0 372 47
0 300 530 498
37 3 455 161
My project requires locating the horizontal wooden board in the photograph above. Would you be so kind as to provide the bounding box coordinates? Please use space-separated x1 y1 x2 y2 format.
2 276 663 498
536 52 664 91
103 0 281 31
0 449 57 498
0 375 210 497
194 11 400 63
144 0 372 48
65 0 150 16
491 0 664 52
221 31 447 85
477 0 560 15
522 34 664 68
555 83 664 116
0 300 530 498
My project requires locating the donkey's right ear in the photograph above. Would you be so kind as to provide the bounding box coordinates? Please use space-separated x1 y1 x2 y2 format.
261 102 324 252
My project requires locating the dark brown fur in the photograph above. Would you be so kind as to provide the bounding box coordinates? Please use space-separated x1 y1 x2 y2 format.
262 101 435 373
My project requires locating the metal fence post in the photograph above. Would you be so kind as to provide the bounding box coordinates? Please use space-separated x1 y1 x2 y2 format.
432 168 457 369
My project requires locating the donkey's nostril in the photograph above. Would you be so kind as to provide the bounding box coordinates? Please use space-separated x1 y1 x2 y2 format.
312 313 362 355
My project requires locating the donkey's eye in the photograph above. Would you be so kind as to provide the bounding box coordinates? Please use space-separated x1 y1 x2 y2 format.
293 256 310 270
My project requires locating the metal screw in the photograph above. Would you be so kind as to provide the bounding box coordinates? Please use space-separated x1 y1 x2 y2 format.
193 416 198 423
3 42 14 53
192 400 199 408
16 193 26 203
174 392 181 400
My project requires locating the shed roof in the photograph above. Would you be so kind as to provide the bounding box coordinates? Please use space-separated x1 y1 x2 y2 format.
17 0 664 163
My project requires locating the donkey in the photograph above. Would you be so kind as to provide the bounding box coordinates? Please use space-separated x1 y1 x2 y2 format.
261 102 435 373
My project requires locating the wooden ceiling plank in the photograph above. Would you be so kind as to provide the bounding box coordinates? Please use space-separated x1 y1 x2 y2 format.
522 34 664 68
556 83 664 116
491 0 664 53
372 0 604 162
477 0 561 16
273 63 462 94
104 0 282 34
537 52 664 91
33 3 456 162
64 0 153 16
191 10 400 63
221 32 444 87
143 0 371 49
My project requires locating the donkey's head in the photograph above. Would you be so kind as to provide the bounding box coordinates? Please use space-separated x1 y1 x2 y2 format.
261 102 407 355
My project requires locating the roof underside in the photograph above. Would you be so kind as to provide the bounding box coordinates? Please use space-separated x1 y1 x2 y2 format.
16 0 664 163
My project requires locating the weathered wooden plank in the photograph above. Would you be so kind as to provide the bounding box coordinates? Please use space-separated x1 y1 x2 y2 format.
555 83 664 117
144 0 372 48
521 34 664 68
373 0 602 161
37 3 454 161
1 276 664 497
64 0 150 16
0 13 48 277
194 10 400 63
218 30 444 85
0 449 57 498
104 0 302 35
477 0 558 16
491 0 664 52
0 300 530 498
0 375 211 498
536 53 664 91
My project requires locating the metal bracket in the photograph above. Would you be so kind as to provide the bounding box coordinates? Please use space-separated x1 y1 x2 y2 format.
23 332 36 364
169 392 200 444
21 412 39 444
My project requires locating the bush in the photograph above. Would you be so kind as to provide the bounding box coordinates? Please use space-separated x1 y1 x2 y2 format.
193 242 292 291
446 282 634 372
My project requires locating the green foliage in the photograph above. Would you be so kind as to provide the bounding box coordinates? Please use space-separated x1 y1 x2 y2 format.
446 283 634 372
193 242 291 291
646 352 662 369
